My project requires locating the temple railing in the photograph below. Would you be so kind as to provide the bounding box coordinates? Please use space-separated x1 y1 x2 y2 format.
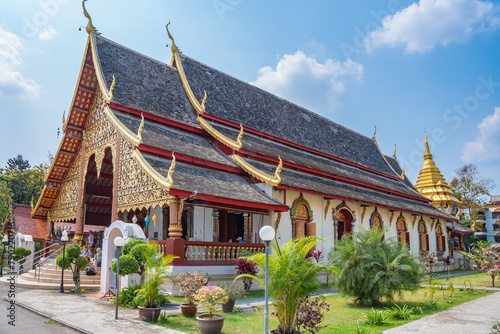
153 239 265 266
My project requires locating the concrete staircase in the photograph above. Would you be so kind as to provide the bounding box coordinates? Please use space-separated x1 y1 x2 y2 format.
0 258 101 291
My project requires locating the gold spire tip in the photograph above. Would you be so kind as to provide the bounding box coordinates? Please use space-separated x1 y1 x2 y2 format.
372 125 377 141
166 21 180 54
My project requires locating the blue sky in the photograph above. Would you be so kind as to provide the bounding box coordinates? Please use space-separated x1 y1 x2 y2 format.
1 0 499 195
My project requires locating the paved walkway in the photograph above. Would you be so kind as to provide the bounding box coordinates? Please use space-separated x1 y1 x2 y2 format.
383 290 500 334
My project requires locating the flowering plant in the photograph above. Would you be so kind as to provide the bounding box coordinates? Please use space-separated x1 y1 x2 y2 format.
176 271 209 305
420 252 438 284
194 286 228 319
471 242 500 287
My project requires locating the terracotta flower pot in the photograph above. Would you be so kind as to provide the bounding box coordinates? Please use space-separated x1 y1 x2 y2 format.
196 314 225 334
180 303 198 317
221 299 236 313
138 306 162 322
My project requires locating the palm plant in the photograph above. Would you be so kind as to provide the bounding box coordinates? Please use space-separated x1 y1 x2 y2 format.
133 243 177 308
236 236 336 334
328 228 421 306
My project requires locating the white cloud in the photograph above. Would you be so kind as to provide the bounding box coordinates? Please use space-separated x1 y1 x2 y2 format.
462 107 500 162
365 0 500 53
38 27 56 41
0 26 39 99
251 51 363 113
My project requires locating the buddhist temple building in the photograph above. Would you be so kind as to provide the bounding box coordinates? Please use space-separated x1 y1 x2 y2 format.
28 3 458 291
485 195 500 243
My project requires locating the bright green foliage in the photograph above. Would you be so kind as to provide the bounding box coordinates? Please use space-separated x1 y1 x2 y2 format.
385 304 412 320
133 243 177 310
328 228 422 307
236 236 336 334
13 247 31 264
0 182 12 224
130 243 149 263
122 238 147 255
111 254 139 276
117 284 142 308
55 243 88 291
0 163 45 205
363 308 389 325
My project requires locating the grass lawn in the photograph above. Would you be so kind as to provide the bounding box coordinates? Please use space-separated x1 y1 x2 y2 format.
433 271 500 288
157 288 494 334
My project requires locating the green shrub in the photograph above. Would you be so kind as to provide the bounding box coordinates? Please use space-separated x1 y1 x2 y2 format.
111 254 139 276
363 308 389 325
117 284 142 307
74 256 89 270
122 239 147 256
328 228 421 306
422 300 439 312
13 247 31 264
386 304 412 320
130 243 149 263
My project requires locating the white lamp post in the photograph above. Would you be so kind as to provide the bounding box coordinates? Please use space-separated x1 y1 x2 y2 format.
58 230 69 293
114 236 126 320
259 225 275 334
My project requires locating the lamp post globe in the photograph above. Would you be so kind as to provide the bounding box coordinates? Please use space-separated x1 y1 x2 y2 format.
114 236 125 319
58 231 69 293
259 225 275 334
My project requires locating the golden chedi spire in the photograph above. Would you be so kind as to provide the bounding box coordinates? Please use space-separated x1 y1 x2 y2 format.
415 132 460 210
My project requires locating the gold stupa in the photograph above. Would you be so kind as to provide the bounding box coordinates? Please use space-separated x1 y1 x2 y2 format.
415 133 461 209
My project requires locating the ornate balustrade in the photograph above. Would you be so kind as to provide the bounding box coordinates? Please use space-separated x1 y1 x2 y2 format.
153 239 264 266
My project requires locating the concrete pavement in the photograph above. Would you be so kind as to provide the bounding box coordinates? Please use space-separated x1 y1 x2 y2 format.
383 290 500 334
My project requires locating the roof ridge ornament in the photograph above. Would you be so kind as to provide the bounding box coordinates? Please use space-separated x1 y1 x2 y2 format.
166 22 181 54
137 113 145 145
82 0 100 35
108 75 115 103
232 155 282 187
393 144 397 160
372 125 377 141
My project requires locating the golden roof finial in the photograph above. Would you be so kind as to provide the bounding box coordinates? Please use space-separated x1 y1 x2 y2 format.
82 0 100 35
137 113 145 144
108 75 115 103
166 21 181 54
372 125 377 141
392 144 397 159
274 156 283 183
236 124 244 149
199 91 207 114
165 152 176 189
400 169 405 179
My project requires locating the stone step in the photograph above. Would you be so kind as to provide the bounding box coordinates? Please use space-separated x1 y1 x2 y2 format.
26 268 101 276
0 275 100 291
20 273 101 284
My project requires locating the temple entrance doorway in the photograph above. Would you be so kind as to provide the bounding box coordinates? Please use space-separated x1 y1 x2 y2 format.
337 209 353 240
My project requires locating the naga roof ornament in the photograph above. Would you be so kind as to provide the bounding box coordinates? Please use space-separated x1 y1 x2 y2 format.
232 155 283 187
82 0 100 35
393 144 397 160
137 113 145 144
372 125 377 141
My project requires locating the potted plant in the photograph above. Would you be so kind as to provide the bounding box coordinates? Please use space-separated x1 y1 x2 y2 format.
217 280 244 313
194 286 228 334
176 271 208 317
132 243 177 322
237 236 336 334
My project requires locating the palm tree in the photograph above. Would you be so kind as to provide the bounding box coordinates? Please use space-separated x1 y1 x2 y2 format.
328 228 421 306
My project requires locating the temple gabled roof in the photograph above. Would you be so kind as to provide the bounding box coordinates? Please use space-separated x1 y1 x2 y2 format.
91 32 455 221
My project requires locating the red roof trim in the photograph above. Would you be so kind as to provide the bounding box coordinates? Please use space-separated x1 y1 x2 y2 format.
201 113 402 181
277 184 457 221
169 189 289 212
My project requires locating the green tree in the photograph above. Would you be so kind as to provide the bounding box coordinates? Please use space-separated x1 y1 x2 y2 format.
0 182 12 224
6 154 30 172
236 236 336 334
0 163 45 205
56 244 89 292
328 228 421 307
450 164 495 229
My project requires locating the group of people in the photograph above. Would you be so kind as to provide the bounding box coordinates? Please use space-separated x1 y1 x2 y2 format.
81 245 101 271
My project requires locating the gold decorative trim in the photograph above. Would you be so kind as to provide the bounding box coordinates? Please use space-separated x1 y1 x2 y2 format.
389 211 395 226
137 113 145 145
232 155 282 187
392 144 397 160
131 150 176 190
361 206 367 223
372 125 377 141
197 116 243 151
275 211 281 231
412 215 418 229
82 0 100 35
324 199 330 220
103 105 142 146
108 75 115 103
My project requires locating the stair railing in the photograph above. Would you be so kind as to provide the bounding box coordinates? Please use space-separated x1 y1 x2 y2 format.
34 245 65 282
11 243 62 277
